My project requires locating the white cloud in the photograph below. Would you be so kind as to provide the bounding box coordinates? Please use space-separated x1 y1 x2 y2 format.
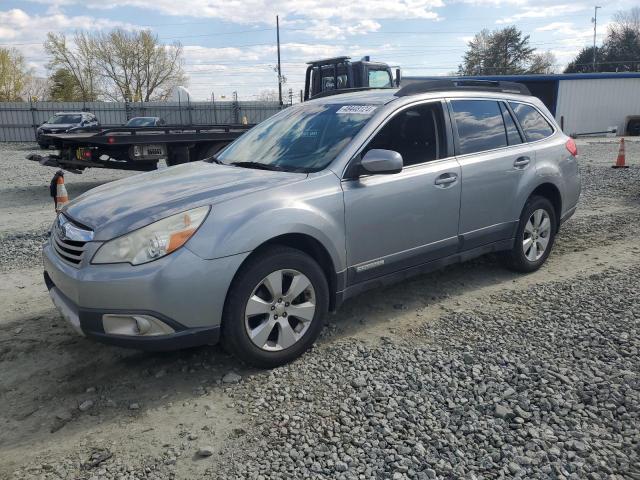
535 21 575 32
531 20 612 67
25 0 443 24
496 4 589 23
0 9 140 74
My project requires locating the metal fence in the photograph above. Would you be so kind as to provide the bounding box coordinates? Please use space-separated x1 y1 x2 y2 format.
0 100 283 142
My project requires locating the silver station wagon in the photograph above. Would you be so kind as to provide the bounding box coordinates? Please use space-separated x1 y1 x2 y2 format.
44 80 581 367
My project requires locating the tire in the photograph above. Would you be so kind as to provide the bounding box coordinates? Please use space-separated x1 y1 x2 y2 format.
221 246 329 368
503 195 557 273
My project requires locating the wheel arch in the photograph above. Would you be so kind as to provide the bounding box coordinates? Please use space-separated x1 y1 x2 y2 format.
229 233 341 312
527 182 562 229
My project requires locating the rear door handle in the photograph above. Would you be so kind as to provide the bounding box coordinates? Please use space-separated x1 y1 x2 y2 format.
514 156 531 168
434 173 458 187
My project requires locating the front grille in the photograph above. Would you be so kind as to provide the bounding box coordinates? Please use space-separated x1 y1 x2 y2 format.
51 215 93 266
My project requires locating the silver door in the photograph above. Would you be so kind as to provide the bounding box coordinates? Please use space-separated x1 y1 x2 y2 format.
342 100 461 284
449 98 538 250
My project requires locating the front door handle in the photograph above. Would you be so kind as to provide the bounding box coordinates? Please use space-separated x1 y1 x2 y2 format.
434 173 458 187
514 156 531 168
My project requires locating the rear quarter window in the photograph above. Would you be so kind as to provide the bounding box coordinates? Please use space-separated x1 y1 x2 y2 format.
509 102 554 141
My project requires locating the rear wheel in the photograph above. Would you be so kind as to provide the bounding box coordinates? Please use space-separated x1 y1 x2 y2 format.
503 196 556 273
221 246 329 368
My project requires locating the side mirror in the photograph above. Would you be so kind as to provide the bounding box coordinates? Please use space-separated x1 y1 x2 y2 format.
360 149 403 175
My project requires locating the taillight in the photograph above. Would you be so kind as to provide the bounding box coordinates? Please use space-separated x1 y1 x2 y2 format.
565 138 578 157
107 136 116 144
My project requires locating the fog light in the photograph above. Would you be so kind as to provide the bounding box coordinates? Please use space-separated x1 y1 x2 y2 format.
102 314 175 336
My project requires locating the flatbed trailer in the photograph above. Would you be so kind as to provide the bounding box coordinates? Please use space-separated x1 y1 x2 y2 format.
25 54 400 173
26 124 253 173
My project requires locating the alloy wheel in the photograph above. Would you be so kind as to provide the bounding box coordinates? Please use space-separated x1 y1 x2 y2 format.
523 208 551 262
244 269 316 351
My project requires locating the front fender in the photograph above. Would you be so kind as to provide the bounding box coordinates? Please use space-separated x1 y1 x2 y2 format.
186 172 347 272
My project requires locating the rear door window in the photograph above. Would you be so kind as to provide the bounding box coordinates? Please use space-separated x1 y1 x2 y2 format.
451 100 508 155
365 102 447 166
509 102 554 141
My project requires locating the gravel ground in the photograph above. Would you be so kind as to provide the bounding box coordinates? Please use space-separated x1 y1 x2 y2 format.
216 266 639 480
0 139 639 479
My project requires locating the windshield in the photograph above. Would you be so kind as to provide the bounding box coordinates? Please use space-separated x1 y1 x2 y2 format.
216 103 378 173
48 114 82 124
126 117 156 127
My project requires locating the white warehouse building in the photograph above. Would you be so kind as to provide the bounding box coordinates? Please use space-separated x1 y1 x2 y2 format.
405 72 640 136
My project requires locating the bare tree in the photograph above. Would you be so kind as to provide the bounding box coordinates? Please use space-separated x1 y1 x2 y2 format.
0 47 31 101
528 51 557 74
22 76 51 101
88 29 185 102
44 32 99 101
612 7 640 35
257 89 279 102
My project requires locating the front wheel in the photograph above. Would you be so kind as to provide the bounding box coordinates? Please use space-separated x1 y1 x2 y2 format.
503 196 557 273
221 246 329 368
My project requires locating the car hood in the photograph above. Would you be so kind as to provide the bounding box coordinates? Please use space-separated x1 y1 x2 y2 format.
40 123 75 130
63 162 306 240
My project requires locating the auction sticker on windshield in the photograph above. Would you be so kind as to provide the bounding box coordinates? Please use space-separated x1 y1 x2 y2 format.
336 105 378 115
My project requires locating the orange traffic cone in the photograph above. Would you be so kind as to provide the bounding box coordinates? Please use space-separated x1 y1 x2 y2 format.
612 138 629 169
55 174 69 211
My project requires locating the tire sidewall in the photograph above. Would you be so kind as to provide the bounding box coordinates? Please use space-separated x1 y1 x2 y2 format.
512 196 557 272
222 247 329 368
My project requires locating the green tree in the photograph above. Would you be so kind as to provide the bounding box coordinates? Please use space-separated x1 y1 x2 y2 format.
602 27 640 71
564 46 597 73
45 32 99 101
459 27 553 75
49 68 82 101
0 47 30 101
458 29 491 75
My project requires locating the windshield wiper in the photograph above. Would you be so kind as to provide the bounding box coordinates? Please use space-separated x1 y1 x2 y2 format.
230 161 286 171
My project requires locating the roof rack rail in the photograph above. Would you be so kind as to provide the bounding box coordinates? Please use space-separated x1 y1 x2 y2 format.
395 79 531 97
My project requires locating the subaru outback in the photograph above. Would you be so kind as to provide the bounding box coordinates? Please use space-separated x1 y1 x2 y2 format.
43 80 580 367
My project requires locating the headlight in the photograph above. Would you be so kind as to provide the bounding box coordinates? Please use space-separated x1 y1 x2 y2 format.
92 206 209 265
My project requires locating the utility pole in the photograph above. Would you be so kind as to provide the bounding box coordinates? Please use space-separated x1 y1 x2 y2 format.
592 6 601 72
276 15 283 107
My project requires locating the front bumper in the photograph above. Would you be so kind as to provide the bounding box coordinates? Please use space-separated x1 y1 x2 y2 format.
43 240 249 350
